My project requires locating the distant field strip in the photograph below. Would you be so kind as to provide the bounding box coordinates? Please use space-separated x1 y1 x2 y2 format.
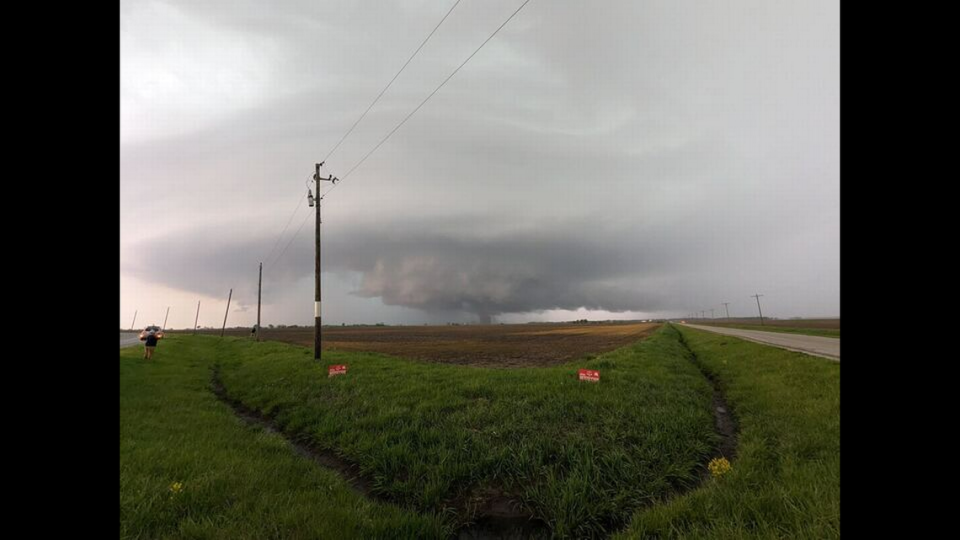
190 322 660 368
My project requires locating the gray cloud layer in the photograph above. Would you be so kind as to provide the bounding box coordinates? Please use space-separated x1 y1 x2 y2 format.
121 0 839 324
124 208 834 322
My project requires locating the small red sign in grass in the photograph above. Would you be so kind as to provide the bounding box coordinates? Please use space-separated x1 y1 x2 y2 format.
328 364 347 378
578 369 600 382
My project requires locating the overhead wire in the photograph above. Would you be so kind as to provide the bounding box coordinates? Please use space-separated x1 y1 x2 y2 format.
321 0 464 165
321 0 534 200
264 0 468 274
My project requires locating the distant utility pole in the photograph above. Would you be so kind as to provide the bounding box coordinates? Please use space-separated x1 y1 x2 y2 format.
130 310 137 331
221 288 233 337
701 310 705 319
257 262 263 342
722 302 730 319
194 301 201 335
710 308 715 319
309 162 338 360
162 306 170 331
752 294 765 325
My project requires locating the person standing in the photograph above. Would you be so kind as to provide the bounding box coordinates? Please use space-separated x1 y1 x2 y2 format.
142 329 160 360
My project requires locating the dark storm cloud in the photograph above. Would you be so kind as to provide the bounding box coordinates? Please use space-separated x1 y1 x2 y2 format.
123 211 790 322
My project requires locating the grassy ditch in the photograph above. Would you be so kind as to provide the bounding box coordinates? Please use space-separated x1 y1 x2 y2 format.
214 325 715 538
617 325 840 539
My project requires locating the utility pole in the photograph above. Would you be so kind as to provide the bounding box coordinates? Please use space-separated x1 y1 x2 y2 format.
257 262 263 342
130 310 137 331
752 294 765 325
710 308 715 319
722 302 730 319
162 306 170 331
309 162 338 360
194 301 201 335
221 288 233 337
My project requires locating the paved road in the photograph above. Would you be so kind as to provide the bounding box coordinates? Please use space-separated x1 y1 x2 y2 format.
682 324 839 361
120 333 140 348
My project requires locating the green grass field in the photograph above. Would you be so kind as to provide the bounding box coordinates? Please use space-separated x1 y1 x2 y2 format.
120 338 448 539
215 325 716 537
120 324 839 539
617 326 840 538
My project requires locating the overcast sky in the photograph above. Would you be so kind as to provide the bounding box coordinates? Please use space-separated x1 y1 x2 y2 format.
120 0 839 329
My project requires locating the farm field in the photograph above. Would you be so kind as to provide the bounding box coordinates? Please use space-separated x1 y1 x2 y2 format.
121 324 839 539
189 322 661 367
689 318 840 338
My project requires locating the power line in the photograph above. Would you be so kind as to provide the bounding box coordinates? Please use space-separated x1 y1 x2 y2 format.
321 0 534 199
266 0 533 283
262 1 464 275
264 189 308 266
266 206 313 274
322 0 464 165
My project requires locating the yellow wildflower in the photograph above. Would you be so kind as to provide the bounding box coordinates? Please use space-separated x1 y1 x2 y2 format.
708 457 732 478
169 481 184 494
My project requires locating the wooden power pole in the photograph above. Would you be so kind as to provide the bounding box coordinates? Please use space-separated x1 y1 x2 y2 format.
752 294 765 326
221 289 233 337
194 301 200 334
310 162 338 360
257 262 262 341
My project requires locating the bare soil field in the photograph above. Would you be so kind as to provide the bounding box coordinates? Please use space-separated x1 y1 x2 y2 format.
190 322 661 367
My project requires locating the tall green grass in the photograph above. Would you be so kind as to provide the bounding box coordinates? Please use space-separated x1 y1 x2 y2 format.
120 337 448 539
122 324 837 539
617 325 840 539
216 325 716 537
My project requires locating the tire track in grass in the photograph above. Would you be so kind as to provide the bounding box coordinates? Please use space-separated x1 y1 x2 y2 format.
211 363 548 538
675 327 738 474
210 365 376 498
598 327 739 539
456 489 549 539
211 326 735 540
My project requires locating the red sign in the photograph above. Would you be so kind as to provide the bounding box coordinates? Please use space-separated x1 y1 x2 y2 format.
328 364 347 377
578 369 600 382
